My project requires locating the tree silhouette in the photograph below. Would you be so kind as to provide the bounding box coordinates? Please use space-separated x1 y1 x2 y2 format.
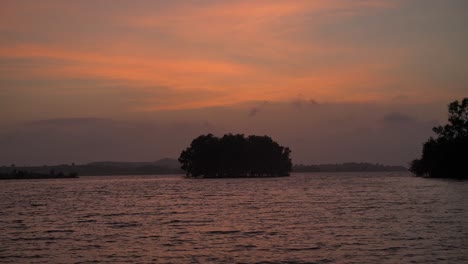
179 134 292 178
410 98 468 179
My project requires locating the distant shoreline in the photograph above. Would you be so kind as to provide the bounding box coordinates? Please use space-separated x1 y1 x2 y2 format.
0 173 78 180
293 162 407 173
1 160 407 178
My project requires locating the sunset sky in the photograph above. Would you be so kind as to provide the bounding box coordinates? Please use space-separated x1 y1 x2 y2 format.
1 0 467 166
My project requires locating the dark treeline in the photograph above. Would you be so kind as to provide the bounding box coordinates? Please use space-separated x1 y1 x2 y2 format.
293 163 407 173
0 169 78 180
410 98 468 179
0 159 183 178
179 134 292 178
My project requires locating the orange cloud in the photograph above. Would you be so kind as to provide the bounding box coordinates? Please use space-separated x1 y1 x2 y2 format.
0 41 402 111
6 0 454 113
0 44 251 86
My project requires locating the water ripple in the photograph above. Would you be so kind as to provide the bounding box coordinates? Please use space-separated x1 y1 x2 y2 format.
0 173 467 263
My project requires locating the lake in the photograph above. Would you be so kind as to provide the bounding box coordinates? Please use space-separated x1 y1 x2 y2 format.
0 172 466 263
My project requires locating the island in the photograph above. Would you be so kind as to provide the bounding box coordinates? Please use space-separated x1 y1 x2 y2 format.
410 98 467 179
179 134 292 178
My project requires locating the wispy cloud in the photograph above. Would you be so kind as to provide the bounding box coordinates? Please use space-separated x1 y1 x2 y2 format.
381 112 416 124
1 0 465 120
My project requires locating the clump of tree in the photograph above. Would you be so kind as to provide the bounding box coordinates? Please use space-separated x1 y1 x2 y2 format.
178 134 292 178
410 98 468 179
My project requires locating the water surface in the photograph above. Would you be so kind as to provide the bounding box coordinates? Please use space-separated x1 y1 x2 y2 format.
0 172 466 263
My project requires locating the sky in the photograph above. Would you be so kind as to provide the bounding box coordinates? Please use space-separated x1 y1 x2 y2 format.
0 0 467 166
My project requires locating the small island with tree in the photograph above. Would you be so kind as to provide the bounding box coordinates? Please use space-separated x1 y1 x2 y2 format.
179 134 292 178
410 98 467 179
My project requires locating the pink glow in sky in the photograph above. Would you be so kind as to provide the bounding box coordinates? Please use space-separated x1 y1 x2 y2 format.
0 0 467 165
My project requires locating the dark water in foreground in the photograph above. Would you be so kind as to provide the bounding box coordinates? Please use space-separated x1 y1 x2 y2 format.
0 172 467 264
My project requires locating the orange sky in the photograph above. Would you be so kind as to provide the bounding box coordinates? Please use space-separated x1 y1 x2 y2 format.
1 0 466 117
0 0 467 165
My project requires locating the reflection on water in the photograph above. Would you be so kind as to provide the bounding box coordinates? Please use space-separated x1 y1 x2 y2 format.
0 172 467 263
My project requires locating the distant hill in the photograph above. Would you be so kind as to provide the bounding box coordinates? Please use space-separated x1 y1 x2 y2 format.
293 162 407 173
153 158 181 169
87 158 181 169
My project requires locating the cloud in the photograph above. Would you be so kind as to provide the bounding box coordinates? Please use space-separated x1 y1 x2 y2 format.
0 72 231 123
248 107 261 117
0 100 443 166
0 117 216 166
291 98 319 109
0 1 465 168
246 101 271 117
381 112 416 124
0 0 416 114
28 118 110 127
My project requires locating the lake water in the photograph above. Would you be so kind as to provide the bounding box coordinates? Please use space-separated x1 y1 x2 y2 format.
0 172 467 264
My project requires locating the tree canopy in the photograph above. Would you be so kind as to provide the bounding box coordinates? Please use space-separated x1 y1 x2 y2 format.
410 98 468 179
178 134 292 178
